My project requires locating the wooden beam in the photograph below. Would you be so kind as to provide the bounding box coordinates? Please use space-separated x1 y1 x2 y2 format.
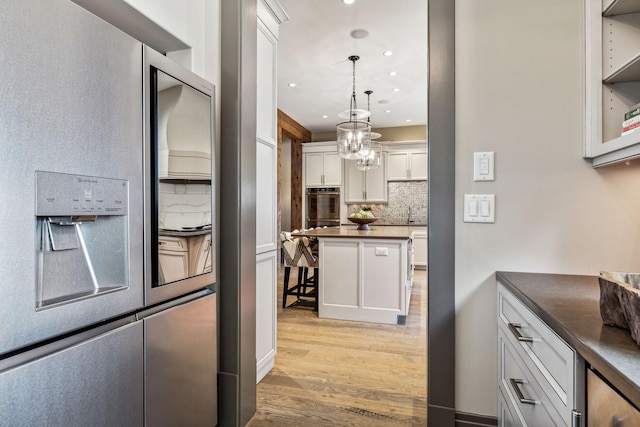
278 109 311 142
277 110 311 232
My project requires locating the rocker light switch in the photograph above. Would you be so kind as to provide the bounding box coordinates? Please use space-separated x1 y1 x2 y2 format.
464 194 495 223
474 152 495 181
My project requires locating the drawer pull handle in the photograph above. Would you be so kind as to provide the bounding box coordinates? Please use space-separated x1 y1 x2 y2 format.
508 323 533 342
509 378 536 405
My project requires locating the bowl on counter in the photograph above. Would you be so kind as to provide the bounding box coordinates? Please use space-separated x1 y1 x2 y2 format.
598 271 640 347
347 216 378 230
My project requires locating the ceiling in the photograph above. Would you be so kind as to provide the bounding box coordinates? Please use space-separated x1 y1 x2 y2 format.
276 0 428 134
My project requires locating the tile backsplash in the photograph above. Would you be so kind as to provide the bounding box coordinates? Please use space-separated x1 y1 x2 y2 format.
348 181 428 225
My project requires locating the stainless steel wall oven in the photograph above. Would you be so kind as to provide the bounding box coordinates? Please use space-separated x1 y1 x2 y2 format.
307 187 340 228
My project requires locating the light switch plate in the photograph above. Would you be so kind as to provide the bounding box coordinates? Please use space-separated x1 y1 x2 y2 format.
464 194 495 223
474 152 495 181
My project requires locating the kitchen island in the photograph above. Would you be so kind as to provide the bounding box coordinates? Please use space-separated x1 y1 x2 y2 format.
294 226 414 324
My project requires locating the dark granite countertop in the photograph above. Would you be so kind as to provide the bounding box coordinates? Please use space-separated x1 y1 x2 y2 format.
496 271 640 408
294 225 414 239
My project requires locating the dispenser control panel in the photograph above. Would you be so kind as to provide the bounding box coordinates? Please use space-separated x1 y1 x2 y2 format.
35 171 128 216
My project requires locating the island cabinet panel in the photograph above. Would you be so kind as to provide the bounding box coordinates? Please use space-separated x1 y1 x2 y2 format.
362 242 402 310
321 240 360 307
318 236 410 325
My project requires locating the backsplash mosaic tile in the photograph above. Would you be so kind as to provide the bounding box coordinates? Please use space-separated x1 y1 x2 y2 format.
347 181 428 225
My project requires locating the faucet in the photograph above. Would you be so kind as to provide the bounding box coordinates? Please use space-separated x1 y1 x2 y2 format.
407 207 414 224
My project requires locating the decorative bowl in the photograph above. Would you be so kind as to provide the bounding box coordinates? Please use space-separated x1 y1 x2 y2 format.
347 216 378 230
599 271 640 347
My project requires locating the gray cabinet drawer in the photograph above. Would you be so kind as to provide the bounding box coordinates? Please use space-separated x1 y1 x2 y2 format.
498 282 575 421
499 386 524 427
498 328 563 426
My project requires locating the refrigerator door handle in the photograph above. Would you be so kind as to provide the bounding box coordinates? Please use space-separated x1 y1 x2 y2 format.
136 288 213 320
0 314 136 373
571 410 582 427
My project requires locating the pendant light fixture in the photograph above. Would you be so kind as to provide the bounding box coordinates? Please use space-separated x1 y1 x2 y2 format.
364 90 382 140
337 55 372 159
356 89 381 170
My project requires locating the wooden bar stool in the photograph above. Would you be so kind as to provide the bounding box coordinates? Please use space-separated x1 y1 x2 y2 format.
280 232 319 310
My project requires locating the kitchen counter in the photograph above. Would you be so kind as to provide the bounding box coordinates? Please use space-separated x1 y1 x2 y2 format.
295 225 415 239
496 271 640 409
341 223 427 227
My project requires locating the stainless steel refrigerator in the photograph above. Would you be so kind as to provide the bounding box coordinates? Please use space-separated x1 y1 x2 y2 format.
0 1 217 425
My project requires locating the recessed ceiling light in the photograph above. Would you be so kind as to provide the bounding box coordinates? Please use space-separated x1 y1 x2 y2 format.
342 0 355 4
388 71 397 77
288 83 296 87
406 119 412 122
350 29 369 39
383 50 393 57
392 88 400 92
322 115 328 119
385 110 391 113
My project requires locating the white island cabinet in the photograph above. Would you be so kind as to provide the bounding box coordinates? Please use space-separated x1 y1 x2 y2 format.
295 226 414 325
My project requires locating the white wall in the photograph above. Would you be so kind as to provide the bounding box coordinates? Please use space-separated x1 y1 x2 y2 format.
123 0 217 81
456 0 640 417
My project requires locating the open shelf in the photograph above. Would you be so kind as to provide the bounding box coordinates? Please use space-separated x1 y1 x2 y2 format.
603 0 640 17
604 52 640 83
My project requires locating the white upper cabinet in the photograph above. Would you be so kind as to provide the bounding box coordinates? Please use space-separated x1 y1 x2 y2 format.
305 151 342 187
387 150 427 181
344 153 387 203
585 0 640 166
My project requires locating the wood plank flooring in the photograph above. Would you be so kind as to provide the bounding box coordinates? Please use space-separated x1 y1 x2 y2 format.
247 268 427 426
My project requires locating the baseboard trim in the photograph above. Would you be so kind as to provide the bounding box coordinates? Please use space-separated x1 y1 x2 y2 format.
428 404 455 426
455 410 498 426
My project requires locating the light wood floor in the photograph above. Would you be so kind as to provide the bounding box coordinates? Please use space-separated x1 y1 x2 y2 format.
247 267 427 426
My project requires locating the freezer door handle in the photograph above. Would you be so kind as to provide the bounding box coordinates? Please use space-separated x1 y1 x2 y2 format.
571 410 582 427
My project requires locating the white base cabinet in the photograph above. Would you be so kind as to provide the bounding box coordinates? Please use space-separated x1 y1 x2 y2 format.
412 229 427 269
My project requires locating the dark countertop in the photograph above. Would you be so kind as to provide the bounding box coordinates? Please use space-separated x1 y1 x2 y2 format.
294 225 414 239
497 271 640 408
344 222 428 227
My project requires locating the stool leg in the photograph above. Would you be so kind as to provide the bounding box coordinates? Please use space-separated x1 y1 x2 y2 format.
297 267 306 299
282 266 291 308
302 267 310 295
313 268 319 312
